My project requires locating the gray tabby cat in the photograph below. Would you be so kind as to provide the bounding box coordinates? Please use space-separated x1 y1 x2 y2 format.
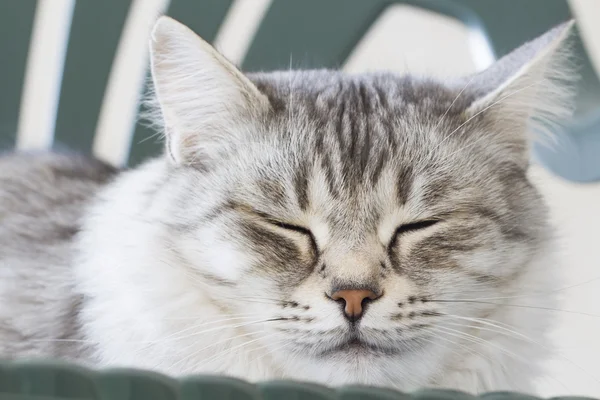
0 17 577 393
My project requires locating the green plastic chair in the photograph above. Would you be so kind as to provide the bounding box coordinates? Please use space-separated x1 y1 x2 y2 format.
0 360 596 400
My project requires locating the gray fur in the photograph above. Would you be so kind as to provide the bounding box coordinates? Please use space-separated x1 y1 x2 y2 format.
0 153 115 361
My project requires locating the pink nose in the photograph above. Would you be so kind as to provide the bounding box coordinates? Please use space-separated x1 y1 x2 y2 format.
331 289 381 319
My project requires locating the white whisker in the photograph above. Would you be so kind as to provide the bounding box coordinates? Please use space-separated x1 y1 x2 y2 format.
170 329 267 370
440 313 600 386
437 276 600 302
194 332 280 371
429 299 600 318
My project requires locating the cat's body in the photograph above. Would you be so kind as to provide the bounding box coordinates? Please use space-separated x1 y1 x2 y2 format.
0 151 557 391
0 18 577 394
0 153 115 361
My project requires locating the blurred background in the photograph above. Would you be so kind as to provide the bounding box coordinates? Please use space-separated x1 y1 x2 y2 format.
0 0 599 396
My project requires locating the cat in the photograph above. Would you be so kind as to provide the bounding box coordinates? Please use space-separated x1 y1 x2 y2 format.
0 16 578 394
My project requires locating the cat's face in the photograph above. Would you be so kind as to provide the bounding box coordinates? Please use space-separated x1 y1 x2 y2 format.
165 71 548 383
148 18 574 385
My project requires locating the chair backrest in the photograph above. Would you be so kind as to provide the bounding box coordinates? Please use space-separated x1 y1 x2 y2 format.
2 0 600 181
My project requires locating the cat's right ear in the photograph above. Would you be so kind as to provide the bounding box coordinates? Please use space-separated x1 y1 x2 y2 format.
148 16 269 166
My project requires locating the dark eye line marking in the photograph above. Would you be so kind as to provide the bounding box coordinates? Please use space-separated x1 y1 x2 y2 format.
387 219 441 251
395 219 440 236
268 219 320 259
250 211 320 259
236 205 308 233
268 219 312 236
231 202 320 254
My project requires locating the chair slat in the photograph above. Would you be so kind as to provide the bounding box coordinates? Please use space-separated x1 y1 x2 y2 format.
570 0 600 79
212 0 272 66
52 0 132 154
93 0 171 167
242 0 390 72
16 0 75 151
0 0 37 149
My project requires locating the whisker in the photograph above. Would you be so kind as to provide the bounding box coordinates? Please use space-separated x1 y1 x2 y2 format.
227 295 289 303
221 298 281 305
424 324 573 392
440 313 600 386
288 54 294 126
136 318 283 355
148 316 277 344
26 317 278 347
420 331 494 366
429 299 600 318
441 314 532 341
170 330 267 370
162 312 266 321
246 339 289 366
27 338 102 344
438 276 600 302
137 128 163 145
429 324 529 364
443 320 543 348
423 330 568 393
194 332 281 371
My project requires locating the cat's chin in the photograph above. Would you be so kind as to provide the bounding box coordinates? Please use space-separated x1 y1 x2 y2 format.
276 342 436 391
324 337 399 355
314 336 419 358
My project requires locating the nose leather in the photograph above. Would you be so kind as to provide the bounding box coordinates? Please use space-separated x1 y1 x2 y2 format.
331 289 380 318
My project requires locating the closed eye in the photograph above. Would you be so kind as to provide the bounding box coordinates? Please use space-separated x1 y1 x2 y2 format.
244 206 312 236
394 220 440 237
266 219 319 255
268 220 312 237
234 203 318 249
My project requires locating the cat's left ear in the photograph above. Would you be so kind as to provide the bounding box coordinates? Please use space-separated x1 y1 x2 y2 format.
463 21 577 164
148 17 270 166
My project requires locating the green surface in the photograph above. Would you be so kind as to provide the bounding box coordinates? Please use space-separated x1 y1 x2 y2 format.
0 0 36 148
243 0 573 72
0 361 597 400
53 0 132 153
243 0 388 71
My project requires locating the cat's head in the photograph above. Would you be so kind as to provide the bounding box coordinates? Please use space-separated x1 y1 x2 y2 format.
147 17 576 385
